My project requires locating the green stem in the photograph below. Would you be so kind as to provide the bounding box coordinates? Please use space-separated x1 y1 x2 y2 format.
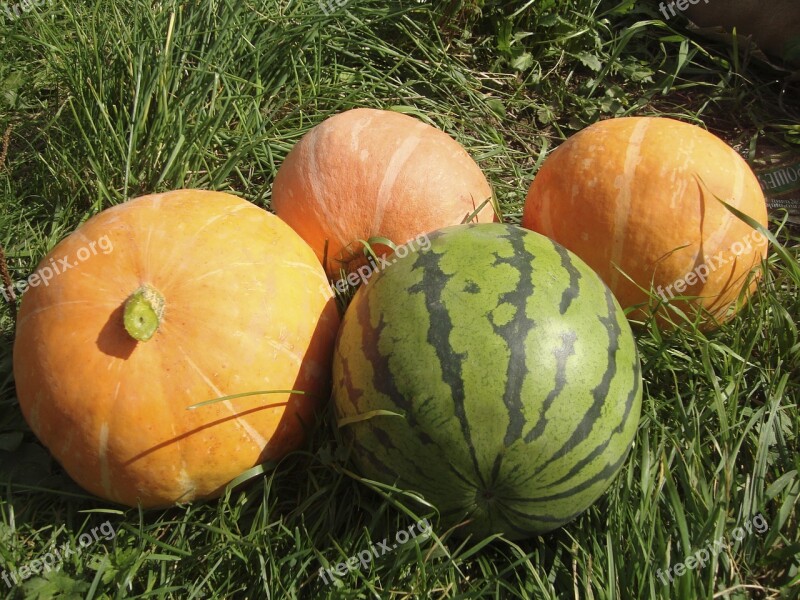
123 284 165 342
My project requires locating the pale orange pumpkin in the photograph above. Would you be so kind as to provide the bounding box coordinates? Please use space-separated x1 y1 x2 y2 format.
13 190 340 507
272 108 497 276
522 117 769 327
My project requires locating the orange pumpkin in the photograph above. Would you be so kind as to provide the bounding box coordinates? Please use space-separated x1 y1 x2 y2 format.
272 108 496 276
13 190 340 507
522 117 768 327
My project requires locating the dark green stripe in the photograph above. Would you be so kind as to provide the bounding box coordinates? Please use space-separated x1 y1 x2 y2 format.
488 454 504 496
552 240 581 315
365 423 469 488
536 286 622 471
407 247 486 488
352 439 399 481
352 246 482 491
463 280 481 294
336 355 364 412
524 331 577 444
616 356 641 437
546 356 640 488
496 500 583 525
356 294 433 445
446 462 481 490
508 446 630 503
371 425 397 451
490 227 537 448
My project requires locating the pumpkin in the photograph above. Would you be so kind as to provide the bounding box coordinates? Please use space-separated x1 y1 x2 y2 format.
271 108 496 276
13 190 341 508
522 117 769 327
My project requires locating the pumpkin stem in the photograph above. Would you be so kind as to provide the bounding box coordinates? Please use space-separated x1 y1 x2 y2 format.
123 285 165 342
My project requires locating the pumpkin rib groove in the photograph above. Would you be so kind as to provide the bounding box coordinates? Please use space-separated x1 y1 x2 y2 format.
177 346 269 451
609 118 649 290
97 423 113 501
371 132 422 232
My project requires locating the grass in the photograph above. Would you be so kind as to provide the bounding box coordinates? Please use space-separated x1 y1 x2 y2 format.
0 0 798 598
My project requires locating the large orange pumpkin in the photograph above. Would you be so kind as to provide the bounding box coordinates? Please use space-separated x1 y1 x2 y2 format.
522 117 768 327
272 108 496 276
13 190 340 508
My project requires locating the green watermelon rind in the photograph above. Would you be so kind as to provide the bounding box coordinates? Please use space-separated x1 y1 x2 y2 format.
333 223 643 540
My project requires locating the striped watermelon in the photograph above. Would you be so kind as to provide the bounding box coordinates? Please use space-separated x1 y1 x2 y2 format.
332 223 642 539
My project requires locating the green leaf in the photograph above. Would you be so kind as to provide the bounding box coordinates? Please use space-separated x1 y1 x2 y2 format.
0 71 25 108
510 52 534 72
486 98 506 117
577 51 602 71
186 389 311 410
337 410 406 428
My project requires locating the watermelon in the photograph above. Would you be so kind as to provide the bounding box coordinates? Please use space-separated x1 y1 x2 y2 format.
332 223 642 539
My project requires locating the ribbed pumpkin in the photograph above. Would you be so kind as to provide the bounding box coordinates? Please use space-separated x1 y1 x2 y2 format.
13 190 340 508
522 117 768 327
272 108 496 275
